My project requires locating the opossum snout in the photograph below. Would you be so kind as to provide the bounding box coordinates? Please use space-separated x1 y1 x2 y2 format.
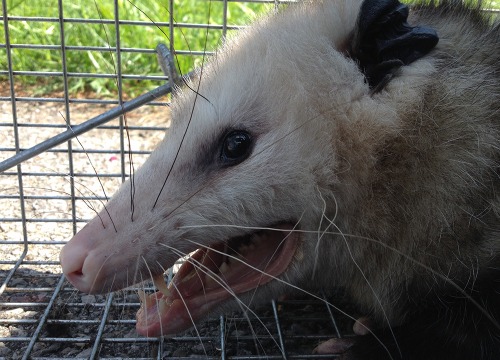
60 217 120 294
60 229 101 293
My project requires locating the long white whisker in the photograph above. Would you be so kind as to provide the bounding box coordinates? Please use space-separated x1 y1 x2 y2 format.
313 188 331 277
183 238 391 358
161 245 280 355
137 256 209 356
318 205 401 359
179 222 500 329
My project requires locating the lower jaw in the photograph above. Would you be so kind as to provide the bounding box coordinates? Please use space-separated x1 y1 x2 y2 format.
136 224 300 337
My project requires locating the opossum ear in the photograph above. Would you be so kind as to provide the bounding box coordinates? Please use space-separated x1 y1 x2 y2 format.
351 0 439 91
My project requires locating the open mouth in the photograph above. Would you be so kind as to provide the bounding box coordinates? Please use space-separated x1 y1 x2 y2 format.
136 223 299 337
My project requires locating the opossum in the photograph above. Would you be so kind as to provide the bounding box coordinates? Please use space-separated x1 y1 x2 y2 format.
59 0 500 358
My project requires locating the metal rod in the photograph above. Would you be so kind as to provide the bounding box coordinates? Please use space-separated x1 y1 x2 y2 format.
272 300 288 360
0 83 173 173
322 291 342 339
0 0 29 296
21 275 66 360
57 0 78 235
220 315 226 360
89 294 115 360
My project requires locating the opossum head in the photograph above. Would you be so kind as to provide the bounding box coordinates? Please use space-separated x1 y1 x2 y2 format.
60 0 441 337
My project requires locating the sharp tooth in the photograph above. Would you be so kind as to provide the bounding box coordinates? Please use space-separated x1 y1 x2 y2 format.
295 249 304 261
205 272 216 286
153 273 172 297
137 290 155 308
219 262 229 274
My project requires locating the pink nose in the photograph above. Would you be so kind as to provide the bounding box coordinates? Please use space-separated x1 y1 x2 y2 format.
60 219 114 294
60 232 91 292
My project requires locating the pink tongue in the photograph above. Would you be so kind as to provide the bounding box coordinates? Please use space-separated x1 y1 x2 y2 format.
135 228 298 337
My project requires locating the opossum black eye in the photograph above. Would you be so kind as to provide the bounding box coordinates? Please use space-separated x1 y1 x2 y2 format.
220 130 252 165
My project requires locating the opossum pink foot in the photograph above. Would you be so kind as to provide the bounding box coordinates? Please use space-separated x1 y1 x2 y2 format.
136 224 299 337
353 316 372 336
313 337 355 355
311 317 371 356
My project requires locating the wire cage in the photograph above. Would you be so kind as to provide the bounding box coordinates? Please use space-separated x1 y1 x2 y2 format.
0 0 358 358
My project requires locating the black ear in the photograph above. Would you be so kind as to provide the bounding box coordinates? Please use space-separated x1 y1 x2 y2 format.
351 0 439 91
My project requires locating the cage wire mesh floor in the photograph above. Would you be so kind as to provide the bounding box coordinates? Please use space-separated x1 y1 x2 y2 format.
0 0 357 358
